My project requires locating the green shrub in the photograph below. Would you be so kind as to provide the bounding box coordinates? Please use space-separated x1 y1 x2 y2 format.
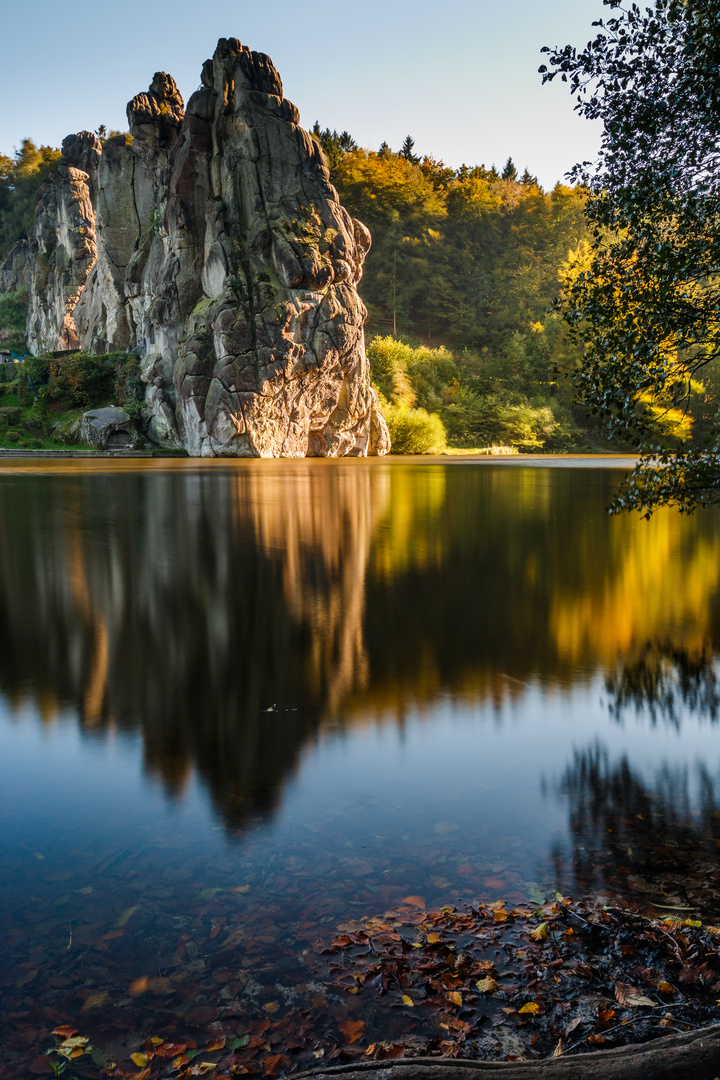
383 402 447 454
442 388 566 450
368 336 458 409
113 356 145 419
45 354 115 407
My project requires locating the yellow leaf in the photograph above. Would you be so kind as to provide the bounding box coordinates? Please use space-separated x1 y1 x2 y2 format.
448 991 462 1006
234 885 251 894
263 1001 279 1014
552 1039 563 1057
476 976 498 994
149 1037 164 1045
427 932 442 944
116 905 139 928
530 922 549 941
683 918 702 928
131 1053 148 1068
657 981 674 994
492 909 508 923
518 1002 541 1015
402 995 414 1007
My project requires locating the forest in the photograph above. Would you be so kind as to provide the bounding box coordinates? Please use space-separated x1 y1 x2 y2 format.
1 129 717 453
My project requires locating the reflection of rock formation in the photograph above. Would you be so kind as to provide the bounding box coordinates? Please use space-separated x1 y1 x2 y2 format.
550 743 720 914
2 463 720 825
0 464 388 828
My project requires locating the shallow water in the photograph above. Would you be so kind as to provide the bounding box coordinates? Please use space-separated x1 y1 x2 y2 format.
2 458 720 1070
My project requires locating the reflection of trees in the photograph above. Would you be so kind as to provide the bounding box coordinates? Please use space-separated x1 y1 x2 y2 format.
1 463 720 828
606 643 720 726
357 467 720 718
550 743 720 913
0 464 389 829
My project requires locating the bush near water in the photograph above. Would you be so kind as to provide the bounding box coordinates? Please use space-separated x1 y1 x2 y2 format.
0 349 145 450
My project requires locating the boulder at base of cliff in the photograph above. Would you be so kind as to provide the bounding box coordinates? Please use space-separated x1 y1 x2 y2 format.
80 407 140 450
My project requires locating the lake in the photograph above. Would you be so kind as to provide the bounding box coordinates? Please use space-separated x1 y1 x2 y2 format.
2 457 720 1074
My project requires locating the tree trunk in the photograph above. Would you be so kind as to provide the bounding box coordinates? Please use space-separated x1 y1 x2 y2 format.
296 1023 720 1080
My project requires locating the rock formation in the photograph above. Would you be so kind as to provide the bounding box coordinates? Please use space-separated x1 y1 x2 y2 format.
0 39 390 457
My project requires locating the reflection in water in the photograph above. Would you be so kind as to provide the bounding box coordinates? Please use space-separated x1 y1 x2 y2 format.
3 462 720 1071
1 464 720 826
606 643 720 726
0 465 390 827
550 743 720 916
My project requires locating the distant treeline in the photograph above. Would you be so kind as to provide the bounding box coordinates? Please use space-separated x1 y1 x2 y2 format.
312 126 587 351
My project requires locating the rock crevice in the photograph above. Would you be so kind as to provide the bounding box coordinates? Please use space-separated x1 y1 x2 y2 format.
1 39 389 457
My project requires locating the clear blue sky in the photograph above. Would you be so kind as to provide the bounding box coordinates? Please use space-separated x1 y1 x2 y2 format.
2 0 602 190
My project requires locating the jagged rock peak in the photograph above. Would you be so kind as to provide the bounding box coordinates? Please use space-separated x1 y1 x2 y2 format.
127 72 185 138
60 131 102 174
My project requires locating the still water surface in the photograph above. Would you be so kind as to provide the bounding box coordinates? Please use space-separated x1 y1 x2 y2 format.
1 459 720 1067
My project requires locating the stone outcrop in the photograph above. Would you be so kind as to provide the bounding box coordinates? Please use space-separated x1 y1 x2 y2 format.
0 39 389 457
79 406 140 449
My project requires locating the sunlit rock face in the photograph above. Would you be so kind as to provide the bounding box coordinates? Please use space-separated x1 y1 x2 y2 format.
0 40 389 458
21 132 101 353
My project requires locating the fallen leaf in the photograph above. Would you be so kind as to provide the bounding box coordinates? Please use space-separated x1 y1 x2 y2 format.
262 1001 279 1014
262 1054 290 1076
615 982 656 1008
129 977 148 997
339 1020 365 1043
83 991 110 1010
402 995 415 1007
552 1039 563 1057
518 1002 541 1015
205 1038 226 1052
131 1052 148 1067
402 896 425 907
200 888 223 901
492 909 509 923
426 932 442 944
588 1034 606 1045
476 977 498 994
52 1027 78 1039
234 886 251 894
598 1009 616 1023
530 922 549 941
116 905 139 928
448 991 462 1006
657 981 674 994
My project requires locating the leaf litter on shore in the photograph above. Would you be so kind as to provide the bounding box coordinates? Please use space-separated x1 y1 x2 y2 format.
30 895 720 1080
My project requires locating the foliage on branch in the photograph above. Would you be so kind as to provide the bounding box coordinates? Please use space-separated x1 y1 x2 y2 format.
542 0 720 510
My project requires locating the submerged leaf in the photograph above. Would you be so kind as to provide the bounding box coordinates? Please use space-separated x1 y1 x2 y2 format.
339 1020 365 1043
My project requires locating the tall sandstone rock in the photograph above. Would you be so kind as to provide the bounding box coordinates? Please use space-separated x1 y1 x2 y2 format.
1 39 390 457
